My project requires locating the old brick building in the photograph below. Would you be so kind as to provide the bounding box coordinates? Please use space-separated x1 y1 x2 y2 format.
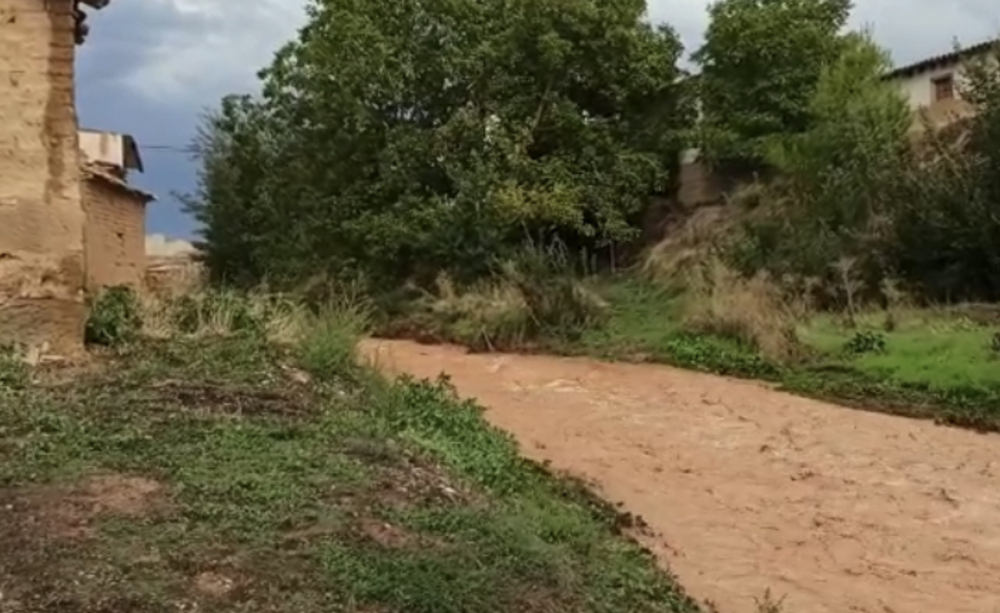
0 0 110 355
79 130 154 291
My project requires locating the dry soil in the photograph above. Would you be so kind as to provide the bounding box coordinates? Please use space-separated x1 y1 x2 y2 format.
363 339 1000 613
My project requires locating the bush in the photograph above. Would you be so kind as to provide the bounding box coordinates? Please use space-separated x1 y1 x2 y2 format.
844 330 886 355
85 286 142 347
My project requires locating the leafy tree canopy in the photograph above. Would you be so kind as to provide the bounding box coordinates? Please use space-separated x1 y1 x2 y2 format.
693 0 852 172
186 0 691 289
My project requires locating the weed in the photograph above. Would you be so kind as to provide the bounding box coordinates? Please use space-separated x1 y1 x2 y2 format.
170 289 263 335
139 288 313 346
85 285 142 347
844 330 887 355
0 343 28 391
502 243 608 340
386 245 607 352
832 256 864 328
298 302 370 382
567 278 781 379
644 205 739 282
754 588 786 613
427 273 534 351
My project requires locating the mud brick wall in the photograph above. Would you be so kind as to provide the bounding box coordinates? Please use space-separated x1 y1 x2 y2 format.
0 0 86 355
83 177 146 291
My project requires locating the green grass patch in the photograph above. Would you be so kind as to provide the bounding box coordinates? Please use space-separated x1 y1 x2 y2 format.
799 310 1000 390
569 278 779 379
583 281 1000 431
785 309 1000 430
0 323 700 612
380 273 1000 432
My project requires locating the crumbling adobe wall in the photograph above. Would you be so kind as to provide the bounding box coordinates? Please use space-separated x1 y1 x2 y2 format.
83 175 147 291
0 0 86 355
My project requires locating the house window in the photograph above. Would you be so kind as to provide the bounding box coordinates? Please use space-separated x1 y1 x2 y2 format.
932 74 955 102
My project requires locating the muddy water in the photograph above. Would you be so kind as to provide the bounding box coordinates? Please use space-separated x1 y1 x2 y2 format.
364 339 1000 613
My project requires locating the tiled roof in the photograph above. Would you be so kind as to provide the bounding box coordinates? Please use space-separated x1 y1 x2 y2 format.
886 40 997 79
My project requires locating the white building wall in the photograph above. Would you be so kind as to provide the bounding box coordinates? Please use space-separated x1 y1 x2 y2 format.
893 63 967 110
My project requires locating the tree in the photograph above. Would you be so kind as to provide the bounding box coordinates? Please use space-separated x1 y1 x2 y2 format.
693 0 852 173
765 31 911 227
889 42 1000 301
185 0 691 290
730 32 912 291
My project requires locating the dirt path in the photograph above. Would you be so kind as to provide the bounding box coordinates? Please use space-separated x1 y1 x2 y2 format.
363 340 1000 613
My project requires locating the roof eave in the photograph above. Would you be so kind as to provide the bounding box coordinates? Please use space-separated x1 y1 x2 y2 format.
83 163 156 204
885 40 997 81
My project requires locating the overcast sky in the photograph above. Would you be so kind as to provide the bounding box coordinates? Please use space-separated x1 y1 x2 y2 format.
76 0 998 239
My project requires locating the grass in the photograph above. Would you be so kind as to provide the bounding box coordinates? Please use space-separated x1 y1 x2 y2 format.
799 309 1000 390
580 279 1000 431
0 295 702 613
378 256 607 353
380 268 1000 432
785 308 1000 430
560 277 781 380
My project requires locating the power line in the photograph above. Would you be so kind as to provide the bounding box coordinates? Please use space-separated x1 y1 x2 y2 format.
138 144 196 153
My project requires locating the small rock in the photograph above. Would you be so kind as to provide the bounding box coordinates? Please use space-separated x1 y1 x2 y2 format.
194 572 235 598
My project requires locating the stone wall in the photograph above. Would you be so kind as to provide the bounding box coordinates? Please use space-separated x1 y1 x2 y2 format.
0 0 85 355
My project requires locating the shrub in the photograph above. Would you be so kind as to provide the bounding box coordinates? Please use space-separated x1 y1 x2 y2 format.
844 330 886 355
85 286 143 347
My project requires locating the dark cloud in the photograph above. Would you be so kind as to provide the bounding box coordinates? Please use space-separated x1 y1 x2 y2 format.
76 0 304 239
74 0 997 239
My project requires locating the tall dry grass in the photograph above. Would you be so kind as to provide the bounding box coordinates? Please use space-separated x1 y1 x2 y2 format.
679 259 805 365
139 289 313 345
426 273 535 350
404 248 608 351
643 204 738 282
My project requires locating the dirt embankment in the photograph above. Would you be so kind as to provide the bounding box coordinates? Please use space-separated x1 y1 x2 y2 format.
364 339 1000 613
